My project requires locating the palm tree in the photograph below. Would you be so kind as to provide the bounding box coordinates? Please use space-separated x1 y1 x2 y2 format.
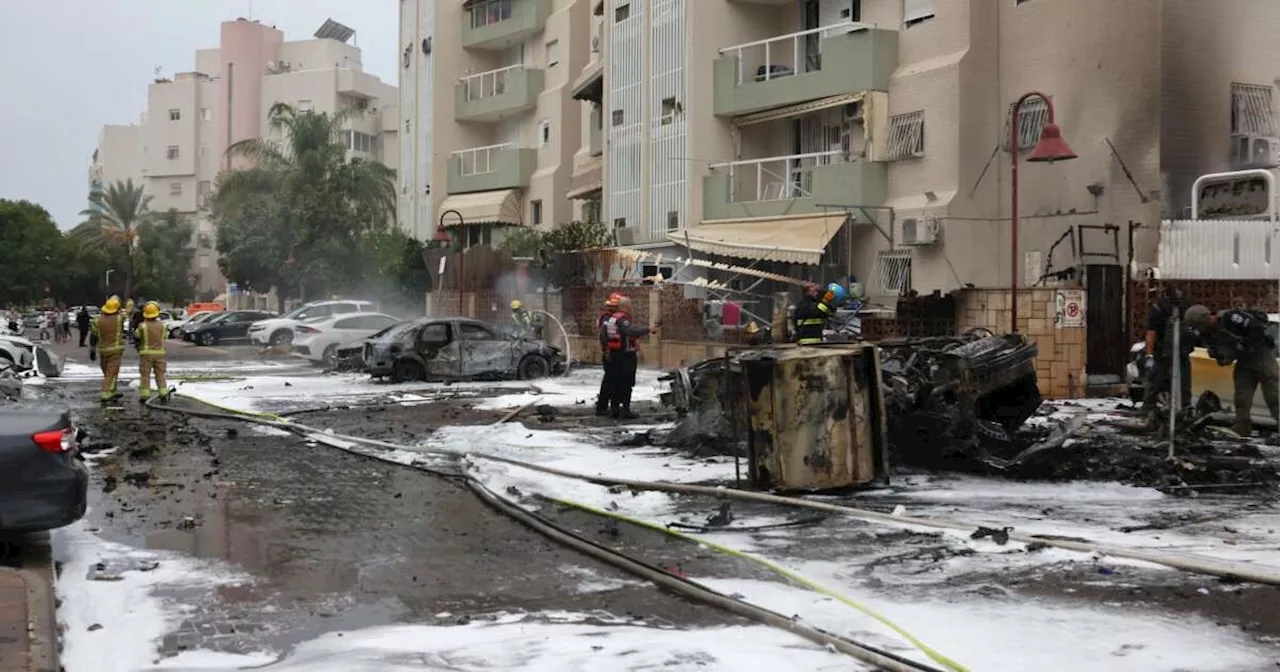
80 178 152 299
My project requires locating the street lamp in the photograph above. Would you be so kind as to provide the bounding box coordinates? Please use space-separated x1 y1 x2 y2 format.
105 269 115 295
438 209 465 294
1010 92 1077 333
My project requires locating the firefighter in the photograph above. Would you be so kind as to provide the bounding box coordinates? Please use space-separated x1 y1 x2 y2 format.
600 294 657 420
1142 287 1194 424
793 282 842 345
745 321 769 346
134 301 169 401
1185 304 1280 437
510 300 541 340
595 293 622 416
89 296 125 402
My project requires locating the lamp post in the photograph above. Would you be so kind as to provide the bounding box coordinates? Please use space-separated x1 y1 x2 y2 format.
438 209 465 300
1010 92 1077 333
105 269 115 295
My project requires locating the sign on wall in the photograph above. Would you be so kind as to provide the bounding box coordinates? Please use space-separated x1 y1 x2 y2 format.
1055 289 1085 329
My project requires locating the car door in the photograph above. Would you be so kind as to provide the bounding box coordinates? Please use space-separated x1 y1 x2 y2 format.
217 313 250 339
416 322 461 378
456 321 514 378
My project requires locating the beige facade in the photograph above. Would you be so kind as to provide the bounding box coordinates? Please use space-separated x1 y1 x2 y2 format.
556 0 1279 301
399 0 591 243
93 18 397 295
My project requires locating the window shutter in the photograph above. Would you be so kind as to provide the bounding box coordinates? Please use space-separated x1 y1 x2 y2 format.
904 0 935 23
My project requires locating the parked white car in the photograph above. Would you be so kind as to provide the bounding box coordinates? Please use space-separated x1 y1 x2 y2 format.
248 300 377 347
0 334 36 372
291 313 402 367
166 311 214 338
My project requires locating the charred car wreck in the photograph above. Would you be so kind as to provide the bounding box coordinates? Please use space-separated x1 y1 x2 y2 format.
365 317 565 383
660 330 1043 475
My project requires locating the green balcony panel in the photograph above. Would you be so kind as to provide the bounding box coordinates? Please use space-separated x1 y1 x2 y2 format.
462 0 553 51
447 146 538 194
701 159 887 222
455 67 545 123
714 28 898 118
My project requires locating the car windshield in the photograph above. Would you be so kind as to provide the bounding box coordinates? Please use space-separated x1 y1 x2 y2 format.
384 321 427 341
281 304 321 320
203 313 232 325
367 322 405 339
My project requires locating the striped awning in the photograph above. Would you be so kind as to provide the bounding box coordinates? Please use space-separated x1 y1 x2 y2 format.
438 189 523 227
670 213 848 266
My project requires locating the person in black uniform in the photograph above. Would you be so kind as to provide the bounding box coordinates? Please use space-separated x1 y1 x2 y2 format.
1185 303 1280 437
599 295 656 420
793 283 834 345
595 293 622 416
1141 286 1194 425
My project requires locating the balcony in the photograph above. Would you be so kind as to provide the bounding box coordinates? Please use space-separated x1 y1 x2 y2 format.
455 65 545 123
589 105 603 157
702 151 887 221
447 143 537 194
713 23 898 118
462 0 553 51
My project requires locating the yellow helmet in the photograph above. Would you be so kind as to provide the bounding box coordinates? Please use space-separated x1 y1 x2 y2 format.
510 300 523 310
143 301 161 319
102 297 121 315
745 321 760 335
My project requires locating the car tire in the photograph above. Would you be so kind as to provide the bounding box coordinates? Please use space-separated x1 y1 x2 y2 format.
199 332 218 347
517 354 551 380
322 344 339 369
270 330 293 346
392 358 425 383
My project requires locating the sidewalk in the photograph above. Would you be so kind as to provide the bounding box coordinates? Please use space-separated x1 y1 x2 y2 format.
0 569 57 672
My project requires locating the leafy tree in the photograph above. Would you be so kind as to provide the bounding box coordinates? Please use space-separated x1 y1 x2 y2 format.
134 209 196 305
211 103 396 302
359 228 432 308
79 179 152 300
0 200 64 306
496 220 615 287
213 191 288 296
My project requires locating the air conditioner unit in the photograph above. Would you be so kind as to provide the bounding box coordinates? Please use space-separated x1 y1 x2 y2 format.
900 216 940 245
1232 133 1280 169
615 226 636 246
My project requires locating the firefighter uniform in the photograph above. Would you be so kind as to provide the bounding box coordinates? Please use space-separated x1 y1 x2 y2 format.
793 287 833 345
90 297 125 401
135 301 169 400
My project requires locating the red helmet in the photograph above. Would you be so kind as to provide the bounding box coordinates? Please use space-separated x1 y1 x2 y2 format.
604 293 623 307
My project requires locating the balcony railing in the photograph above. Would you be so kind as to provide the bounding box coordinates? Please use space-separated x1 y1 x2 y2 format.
460 64 525 101
711 150 846 202
719 21 872 86
452 143 512 177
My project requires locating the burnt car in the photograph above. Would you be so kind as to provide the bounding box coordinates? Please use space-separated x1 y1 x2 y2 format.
0 408 88 533
365 317 565 382
332 322 404 372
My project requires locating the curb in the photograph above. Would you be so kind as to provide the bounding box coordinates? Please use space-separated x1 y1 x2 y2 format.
1 568 58 672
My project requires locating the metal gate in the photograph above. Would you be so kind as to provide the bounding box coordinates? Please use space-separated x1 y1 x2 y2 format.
1085 264 1126 378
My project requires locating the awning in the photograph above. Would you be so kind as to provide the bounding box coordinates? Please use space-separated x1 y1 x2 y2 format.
669 213 848 266
734 92 864 127
438 189 523 227
572 61 603 102
567 180 602 200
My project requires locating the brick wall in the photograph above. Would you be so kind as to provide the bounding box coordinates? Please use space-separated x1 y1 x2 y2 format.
956 286 1086 399
1127 279 1279 341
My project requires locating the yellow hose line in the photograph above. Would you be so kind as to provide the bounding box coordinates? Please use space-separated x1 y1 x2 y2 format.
548 495 970 672
171 391 282 420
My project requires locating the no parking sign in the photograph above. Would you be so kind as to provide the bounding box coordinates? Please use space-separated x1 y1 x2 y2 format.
1056 289 1084 328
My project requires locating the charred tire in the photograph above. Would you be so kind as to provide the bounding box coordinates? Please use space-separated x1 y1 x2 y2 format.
269 330 293 346
198 332 218 347
322 344 339 369
517 354 551 380
392 358 425 383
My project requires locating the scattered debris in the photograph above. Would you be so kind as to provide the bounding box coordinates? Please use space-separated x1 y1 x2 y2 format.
970 526 1013 545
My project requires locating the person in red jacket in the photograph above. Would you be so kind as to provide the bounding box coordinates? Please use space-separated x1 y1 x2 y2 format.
599 295 657 419
595 293 623 416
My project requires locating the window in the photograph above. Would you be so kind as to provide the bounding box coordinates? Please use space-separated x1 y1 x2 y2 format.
615 2 631 22
198 144 209 158
583 197 602 223
298 99 313 111
538 119 551 146
1231 83 1276 135
872 249 912 295
166 145 180 159
904 0 935 26
1003 96 1050 151
197 180 211 206
532 200 543 225
346 130 376 153
169 182 183 196
168 108 181 121
470 0 513 29
459 322 496 342
200 108 212 121
611 109 624 126
885 111 925 160
666 210 679 231
334 303 360 314
334 316 363 330
641 265 674 282
419 322 452 345
546 39 560 68
660 97 680 125
613 217 626 229
366 315 398 330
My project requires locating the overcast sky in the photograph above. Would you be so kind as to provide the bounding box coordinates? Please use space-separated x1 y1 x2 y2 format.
0 0 397 229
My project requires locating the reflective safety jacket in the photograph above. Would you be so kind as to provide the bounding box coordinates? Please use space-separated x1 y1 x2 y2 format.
600 310 649 352
135 319 167 356
91 314 125 355
793 295 832 345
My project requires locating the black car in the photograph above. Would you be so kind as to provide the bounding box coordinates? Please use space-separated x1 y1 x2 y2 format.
365 317 565 382
187 311 274 346
0 408 88 533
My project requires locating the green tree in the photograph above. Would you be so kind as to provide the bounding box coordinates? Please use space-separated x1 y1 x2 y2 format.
0 200 64 306
211 103 396 302
359 228 432 307
135 209 196 305
79 179 152 300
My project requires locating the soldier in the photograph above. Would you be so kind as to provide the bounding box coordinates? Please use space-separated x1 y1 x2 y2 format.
89 296 126 402
134 301 169 401
1142 286 1194 425
1185 304 1280 437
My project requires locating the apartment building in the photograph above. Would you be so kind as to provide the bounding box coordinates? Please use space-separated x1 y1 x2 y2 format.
558 0 1280 300
398 0 590 244
93 18 399 294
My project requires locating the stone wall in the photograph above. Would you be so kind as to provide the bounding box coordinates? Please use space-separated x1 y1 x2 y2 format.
955 286 1087 400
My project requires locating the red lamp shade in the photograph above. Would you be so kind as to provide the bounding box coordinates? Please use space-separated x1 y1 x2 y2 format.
1027 123 1077 163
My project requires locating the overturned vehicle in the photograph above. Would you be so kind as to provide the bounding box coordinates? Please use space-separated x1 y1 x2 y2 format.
659 329 1043 478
